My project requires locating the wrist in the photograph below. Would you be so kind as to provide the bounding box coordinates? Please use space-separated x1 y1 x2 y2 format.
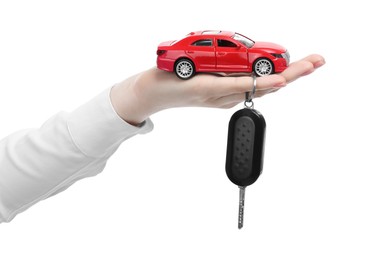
110 75 150 126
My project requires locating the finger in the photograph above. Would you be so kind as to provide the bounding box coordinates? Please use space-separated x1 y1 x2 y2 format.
256 74 287 90
281 60 314 83
281 54 325 83
302 54 326 68
206 86 281 108
191 73 286 98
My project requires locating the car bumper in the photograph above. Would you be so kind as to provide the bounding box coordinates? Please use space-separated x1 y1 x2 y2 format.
274 51 290 73
157 57 175 72
274 58 288 73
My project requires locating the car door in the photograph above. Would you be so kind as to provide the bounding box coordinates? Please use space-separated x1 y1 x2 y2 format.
215 39 248 71
186 39 216 71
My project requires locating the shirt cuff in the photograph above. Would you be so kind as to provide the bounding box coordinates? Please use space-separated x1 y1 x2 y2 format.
67 87 154 157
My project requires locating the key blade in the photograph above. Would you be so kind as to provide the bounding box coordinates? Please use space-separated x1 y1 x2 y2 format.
238 186 246 229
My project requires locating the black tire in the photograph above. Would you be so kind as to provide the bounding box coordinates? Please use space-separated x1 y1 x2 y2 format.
253 58 273 77
174 58 195 80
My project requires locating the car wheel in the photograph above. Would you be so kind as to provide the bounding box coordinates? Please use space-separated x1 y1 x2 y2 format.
253 58 273 76
175 59 195 79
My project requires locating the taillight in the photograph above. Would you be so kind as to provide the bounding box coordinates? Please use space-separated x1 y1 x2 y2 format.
156 50 167 56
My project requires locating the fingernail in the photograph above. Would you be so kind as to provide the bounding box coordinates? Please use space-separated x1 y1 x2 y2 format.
315 60 326 68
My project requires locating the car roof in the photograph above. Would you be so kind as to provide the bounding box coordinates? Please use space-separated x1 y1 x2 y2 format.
187 30 235 37
170 30 237 46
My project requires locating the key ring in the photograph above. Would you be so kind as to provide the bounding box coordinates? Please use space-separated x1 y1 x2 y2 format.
244 74 256 109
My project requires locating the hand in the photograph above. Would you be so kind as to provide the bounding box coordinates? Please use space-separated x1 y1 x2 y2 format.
111 54 325 125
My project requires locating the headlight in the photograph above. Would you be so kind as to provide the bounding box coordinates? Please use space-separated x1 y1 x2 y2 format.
282 51 290 65
271 53 283 58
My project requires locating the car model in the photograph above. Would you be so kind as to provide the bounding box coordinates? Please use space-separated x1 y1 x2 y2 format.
156 30 290 79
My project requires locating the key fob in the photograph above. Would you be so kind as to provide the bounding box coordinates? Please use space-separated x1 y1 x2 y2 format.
225 108 266 187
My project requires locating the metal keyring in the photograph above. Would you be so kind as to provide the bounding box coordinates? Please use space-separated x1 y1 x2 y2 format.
244 74 256 108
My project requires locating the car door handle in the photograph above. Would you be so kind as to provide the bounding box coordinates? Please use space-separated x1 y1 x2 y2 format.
218 52 226 55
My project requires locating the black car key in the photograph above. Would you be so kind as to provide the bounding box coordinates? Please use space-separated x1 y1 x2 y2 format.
225 106 266 229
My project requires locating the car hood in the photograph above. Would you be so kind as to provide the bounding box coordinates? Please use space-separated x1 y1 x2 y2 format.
251 41 286 53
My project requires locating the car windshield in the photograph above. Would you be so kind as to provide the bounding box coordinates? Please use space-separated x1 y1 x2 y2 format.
232 33 254 48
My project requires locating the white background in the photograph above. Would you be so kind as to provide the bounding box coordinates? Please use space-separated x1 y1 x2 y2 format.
1 0 379 259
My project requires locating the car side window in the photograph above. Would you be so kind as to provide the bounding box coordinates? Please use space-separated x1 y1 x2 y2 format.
191 39 213 46
217 39 237 48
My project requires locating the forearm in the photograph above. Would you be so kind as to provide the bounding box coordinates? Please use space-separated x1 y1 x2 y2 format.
0 87 153 223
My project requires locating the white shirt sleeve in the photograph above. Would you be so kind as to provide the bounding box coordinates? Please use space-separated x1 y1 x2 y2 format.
0 87 154 223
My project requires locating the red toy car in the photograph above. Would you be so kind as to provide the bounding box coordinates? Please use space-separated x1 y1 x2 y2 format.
156 30 290 79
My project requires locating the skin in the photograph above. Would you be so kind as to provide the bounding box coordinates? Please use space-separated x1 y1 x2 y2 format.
110 54 325 126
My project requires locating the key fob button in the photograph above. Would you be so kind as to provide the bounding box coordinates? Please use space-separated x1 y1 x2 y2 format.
232 116 255 179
